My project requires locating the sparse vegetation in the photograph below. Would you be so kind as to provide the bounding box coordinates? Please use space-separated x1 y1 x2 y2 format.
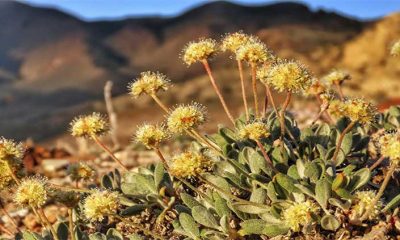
1 33 400 240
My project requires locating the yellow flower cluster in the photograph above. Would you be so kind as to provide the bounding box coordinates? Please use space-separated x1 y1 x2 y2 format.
282 200 319 232
169 151 213 178
238 122 270 141
236 38 270 63
67 162 96 181
391 40 400 56
379 132 400 164
220 32 251 53
343 98 376 124
328 98 376 124
134 124 169 149
167 103 206 133
263 61 312 93
323 69 351 86
128 71 170 98
0 137 24 164
182 38 217 65
15 177 48 208
83 190 119 221
70 113 109 138
351 191 382 221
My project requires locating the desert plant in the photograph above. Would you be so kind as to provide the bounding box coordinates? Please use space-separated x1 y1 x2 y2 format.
1 32 400 240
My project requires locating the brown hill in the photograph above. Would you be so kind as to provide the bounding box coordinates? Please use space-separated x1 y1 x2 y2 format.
0 0 396 141
341 13 400 99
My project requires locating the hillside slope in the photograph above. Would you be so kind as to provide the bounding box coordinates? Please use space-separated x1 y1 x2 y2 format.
0 1 396 141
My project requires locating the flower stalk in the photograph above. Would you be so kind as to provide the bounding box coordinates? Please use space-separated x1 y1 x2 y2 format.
332 121 356 165
238 59 249 121
201 59 235 125
250 63 259 117
92 136 128 171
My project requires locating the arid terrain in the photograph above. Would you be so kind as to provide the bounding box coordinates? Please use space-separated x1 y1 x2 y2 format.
0 1 399 142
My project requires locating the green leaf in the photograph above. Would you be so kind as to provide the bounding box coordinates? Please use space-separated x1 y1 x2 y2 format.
56 222 69 240
233 203 270 214
315 179 331 208
275 173 297 192
347 168 370 192
135 174 157 194
262 224 290 237
22 232 44 240
328 198 351 211
101 175 113 189
203 174 231 195
219 127 238 142
179 213 200 239
89 233 106 240
120 204 149 216
250 188 267 204
339 132 353 156
106 229 123 240
335 188 354 200
321 215 340 231
304 162 321 182
192 206 219 230
296 159 306 179
181 193 201 209
154 162 165 190
238 219 268 235
213 193 231 218
248 149 269 174
74 225 89 240
383 193 400 212
294 184 315 198
219 215 230 234
128 234 144 240
287 165 300 180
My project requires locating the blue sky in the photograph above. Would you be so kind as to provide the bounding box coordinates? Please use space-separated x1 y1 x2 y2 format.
21 0 400 21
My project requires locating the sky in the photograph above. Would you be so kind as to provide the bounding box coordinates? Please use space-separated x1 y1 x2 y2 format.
21 0 400 21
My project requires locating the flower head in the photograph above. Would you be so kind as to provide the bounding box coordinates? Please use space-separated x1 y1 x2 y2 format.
0 137 24 164
328 98 376 124
327 99 345 118
70 113 109 138
350 191 382 221
182 38 217 65
128 71 170 98
343 98 376 125
282 200 319 232
238 122 270 141
390 40 400 56
134 124 169 149
15 177 48 208
220 32 251 53
236 38 270 63
67 162 96 181
169 151 213 178
264 61 312 93
83 190 119 221
167 103 206 133
379 132 400 164
323 69 351 86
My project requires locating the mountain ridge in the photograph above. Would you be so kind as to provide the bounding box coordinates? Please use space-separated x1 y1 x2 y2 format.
0 1 397 141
